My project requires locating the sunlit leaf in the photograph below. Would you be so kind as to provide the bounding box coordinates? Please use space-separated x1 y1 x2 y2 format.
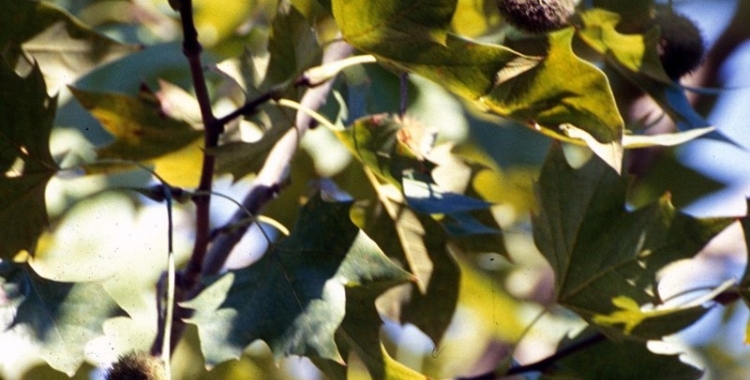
539 329 702 380
576 8 726 139
532 143 733 339
0 262 127 376
185 193 411 367
484 29 623 143
70 86 204 187
0 60 58 260
332 1 624 168
0 0 141 94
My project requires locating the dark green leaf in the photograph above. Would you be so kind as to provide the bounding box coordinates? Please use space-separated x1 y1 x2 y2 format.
0 262 127 376
262 5 322 88
184 193 411 367
0 60 58 259
0 0 140 93
532 143 733 339
539 330 702 380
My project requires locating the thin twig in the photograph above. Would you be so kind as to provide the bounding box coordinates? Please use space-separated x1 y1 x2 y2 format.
199 40 354 277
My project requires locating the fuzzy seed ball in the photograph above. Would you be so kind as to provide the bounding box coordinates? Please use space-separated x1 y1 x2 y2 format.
106 353 166 380
497 0 576 33
653 6 705 79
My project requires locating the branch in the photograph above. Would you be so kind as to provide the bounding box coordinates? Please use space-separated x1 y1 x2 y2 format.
200 40 354 276
458 333 606 379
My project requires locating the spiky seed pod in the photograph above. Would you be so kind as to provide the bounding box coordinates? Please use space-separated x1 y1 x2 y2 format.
106 352 166 380
497 0 576 33
653 6 705 79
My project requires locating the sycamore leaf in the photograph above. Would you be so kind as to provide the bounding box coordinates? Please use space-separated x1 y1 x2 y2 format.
481 29 623 146
539 329 702 380
591 296 707 339
262 4 322 88
0 60 58 260
211 124 292 180
532 143 733 339
0 262 127 376
738 200 750 312
332 0 624 168
622 126 715 148
577 8 731 143
332 0 455 52
335 114 436 190
70 86 204 187
0 0 141 94
184 193 411 367
333 287 429 380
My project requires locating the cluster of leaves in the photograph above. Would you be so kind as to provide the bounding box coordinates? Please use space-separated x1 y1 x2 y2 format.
1 0 748 379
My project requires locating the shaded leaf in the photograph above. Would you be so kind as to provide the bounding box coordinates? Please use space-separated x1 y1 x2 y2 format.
0 0 140 93
335 287 429 380
185 193 411 367
335 114 435 190
539 329 702 380
738 200 750 306
532 143 733 339
0 262 127 376
211 124 292 180
0 60 58 259
262 4 323 88
70 86 204 186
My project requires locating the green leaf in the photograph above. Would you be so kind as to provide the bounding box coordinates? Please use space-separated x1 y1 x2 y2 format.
482 29 623 145
262 4 322 88
539 330 702 380
70 86 204 186
532 143 733 339
334 114 435 190
0 60 58 260
211 124 292 180
185 193 411 367
739 200 750 303
0 262 127 376
332 0 456 52
332 1 625 169
0 0 141 94
334 287 429 380
576 9 718 136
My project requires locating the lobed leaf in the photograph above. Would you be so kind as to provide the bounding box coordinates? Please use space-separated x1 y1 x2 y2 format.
70 86 204 187
577 8 730 143
0 0 141 94
185 193 411 367
332 0 625 170
532 143 733 339
0 60 58 260
0 262 127 376
539 329 702 380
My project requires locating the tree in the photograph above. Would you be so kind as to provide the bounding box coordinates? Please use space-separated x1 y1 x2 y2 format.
1 0 749 379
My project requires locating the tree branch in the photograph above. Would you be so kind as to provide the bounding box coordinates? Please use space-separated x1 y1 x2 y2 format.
459 333 606 379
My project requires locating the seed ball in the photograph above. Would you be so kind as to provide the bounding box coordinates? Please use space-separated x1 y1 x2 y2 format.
653 6 705 79
106 353 166 380
497 0 576 33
